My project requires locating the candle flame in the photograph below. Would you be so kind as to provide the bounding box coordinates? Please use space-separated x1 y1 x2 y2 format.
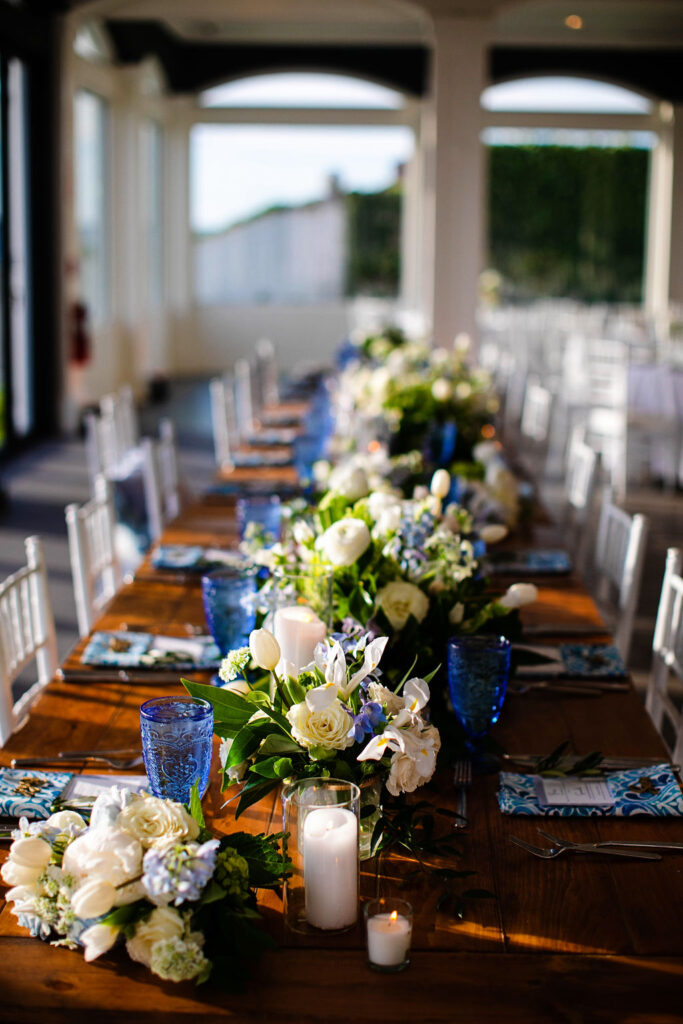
390 911 398 922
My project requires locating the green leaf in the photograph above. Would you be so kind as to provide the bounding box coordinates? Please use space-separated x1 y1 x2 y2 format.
181 678 253 731
308 745 336 761
258 734 302 757
189 781 205 828
249 756 294 779
235 777 279 818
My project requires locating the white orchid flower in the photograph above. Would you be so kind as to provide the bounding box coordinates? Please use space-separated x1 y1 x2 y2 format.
357 725 405 762
344 636 389 697
305 682 340 712
402 677 430 714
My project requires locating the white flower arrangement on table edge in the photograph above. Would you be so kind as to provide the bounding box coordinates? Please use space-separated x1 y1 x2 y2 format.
182 627 441 820
1 786 286 987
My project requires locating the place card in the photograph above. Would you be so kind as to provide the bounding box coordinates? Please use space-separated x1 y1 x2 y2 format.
534 775 615 809
60 774 148 800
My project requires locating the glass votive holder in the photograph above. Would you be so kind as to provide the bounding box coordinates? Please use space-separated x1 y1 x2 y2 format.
236 495 282 542
140 695 213 803
201 565 258 655
281 777 360 934
364 897 413 972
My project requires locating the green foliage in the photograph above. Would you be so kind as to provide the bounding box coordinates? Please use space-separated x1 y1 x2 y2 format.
488 145 647 302
345 186 401 297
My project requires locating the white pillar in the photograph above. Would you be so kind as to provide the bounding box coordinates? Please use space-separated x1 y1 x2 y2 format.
429 16 488 349
669 105 683 305
644 107 674 317
164 101 193 371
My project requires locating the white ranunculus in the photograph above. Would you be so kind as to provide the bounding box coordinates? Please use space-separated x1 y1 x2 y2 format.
328 463 370 502
249 627 281 671
430 469 451 499
117 797 199 849
499 582 539 609
287 699 355 751
292 519 315 545
375 580 429 631
366 681 404 716
431 377 453 402
80 923 120 962
319 517 371 567
479 524 508 544
373 505 402 537
71 878 118 920
367 490 401 521
46 810 87 832
62 826 142 891
126 907 184 969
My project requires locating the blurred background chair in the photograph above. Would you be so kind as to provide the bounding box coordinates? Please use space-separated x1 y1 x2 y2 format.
645 548 683 764
65 475 123 638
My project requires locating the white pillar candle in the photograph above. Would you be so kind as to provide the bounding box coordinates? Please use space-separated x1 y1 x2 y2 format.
273 604 327 672
303 806 358 930
367 911 412 967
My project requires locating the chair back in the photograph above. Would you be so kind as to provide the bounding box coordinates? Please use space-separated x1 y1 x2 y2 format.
593 492 649 663
139 421 183 542
645 548 683 764
565 433 599 523
65 476 122 637
256 338 279 407
520 381 552 444
234 358 255 439
209 376 236 468
0 536 58 745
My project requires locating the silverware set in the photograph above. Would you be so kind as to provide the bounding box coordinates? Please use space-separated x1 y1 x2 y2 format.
509 828 683 861
11 749 143 770
452 758 472 829
501 753 680 772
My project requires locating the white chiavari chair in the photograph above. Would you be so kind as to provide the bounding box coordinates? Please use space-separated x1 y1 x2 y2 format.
592 491 649 664
0 536 58 745
65 475 123 638
209 376 237 470
563 431 600 574
234 358 256 442
139 420 184 543
645 548 683 764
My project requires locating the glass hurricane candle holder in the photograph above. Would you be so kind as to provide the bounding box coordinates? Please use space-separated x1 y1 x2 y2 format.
364 897 413 972
282 777 360 934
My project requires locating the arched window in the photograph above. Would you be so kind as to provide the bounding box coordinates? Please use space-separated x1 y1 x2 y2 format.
200 72 405 110
481 76 653 114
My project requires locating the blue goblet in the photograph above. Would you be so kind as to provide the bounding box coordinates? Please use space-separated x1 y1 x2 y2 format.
236 495 282 542
447 635 511 772
140 696 213 803
201 565 257 655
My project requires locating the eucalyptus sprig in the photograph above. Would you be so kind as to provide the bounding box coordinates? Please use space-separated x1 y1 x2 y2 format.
534 742 605 776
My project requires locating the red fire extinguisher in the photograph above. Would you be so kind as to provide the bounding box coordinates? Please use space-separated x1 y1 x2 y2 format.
70 300 91 365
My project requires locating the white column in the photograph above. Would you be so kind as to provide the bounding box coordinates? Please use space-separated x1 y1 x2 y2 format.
669 105 683 305
429 16 488 349
164 100 193 372
644 107 674 317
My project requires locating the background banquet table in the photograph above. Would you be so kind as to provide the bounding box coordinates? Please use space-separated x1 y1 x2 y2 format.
1 496 682 1023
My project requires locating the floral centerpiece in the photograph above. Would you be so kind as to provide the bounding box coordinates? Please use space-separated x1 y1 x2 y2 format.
1 786 285 986
182 627 440 856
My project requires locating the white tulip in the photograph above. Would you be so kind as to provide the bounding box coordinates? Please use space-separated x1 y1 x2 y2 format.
8 836 52 870
479 524 508 545
430 469 451 499
1 860 43 887
80 923 119 962
72 878 118 920
249 628 281 671
499 583 539 609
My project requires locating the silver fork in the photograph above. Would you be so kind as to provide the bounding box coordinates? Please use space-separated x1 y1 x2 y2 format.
453 758 472 829
537 828 683 854
11 753 144 770
508 834 661 860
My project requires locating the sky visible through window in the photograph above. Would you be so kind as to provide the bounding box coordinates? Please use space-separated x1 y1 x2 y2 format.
190 124 414 233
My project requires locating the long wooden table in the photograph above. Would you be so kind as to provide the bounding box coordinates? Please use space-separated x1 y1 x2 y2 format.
2 496 683 1023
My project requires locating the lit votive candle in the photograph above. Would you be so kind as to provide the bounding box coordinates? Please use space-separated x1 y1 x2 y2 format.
303 806 358 930
273 604 327 672
365 898 413 972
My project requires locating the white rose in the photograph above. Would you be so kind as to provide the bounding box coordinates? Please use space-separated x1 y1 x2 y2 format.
71 878 118 920
328 464 369 501
319 517 371 567
499 583 538 609
89 785 142 831
62 826 142 892
126 906 184 969
81 922 119 962
287 699 355 751
431 378 453 402
375 581 429 631
117 796 199 849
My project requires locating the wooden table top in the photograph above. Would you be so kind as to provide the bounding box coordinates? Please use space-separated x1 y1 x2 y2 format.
2 496 682 1024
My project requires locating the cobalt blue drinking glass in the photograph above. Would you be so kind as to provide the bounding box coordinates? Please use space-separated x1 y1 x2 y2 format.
140 696 213 802
201 565 258 655
447 635 511 769
236 495 282 542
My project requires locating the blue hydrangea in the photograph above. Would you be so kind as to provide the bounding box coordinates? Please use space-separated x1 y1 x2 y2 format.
349 701 386 743
142 839 220 906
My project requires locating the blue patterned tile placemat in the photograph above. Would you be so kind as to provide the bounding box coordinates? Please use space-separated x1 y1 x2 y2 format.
151 545 244 572
515 643 627 679
499 764 683 816
0 769 73 819
490 549 572 575
81 631 221 669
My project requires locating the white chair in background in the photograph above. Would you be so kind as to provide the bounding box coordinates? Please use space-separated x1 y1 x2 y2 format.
209 376 238 469
518 380 553 479
592 492 649 664
645 548 683 764
256 338 279 409
234 358 256 442
563 432 600 573
139 419 183 543
66 476 123 638
0 536 58 745
100 385 139 466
